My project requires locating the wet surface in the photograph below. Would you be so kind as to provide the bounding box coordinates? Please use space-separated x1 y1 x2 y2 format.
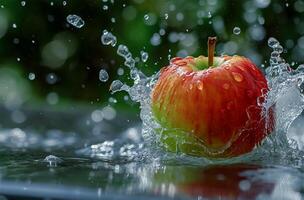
0 107 303 200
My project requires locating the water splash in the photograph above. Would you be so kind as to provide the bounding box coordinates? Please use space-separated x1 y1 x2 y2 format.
96 31 304 166
43 155 63 167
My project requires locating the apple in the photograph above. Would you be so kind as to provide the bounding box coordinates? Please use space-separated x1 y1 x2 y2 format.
151 37 275 158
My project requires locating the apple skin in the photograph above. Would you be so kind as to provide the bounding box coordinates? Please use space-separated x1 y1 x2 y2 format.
151 55 275 158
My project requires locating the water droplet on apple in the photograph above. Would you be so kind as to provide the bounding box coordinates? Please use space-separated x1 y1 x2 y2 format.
196 80 204 90
222 83 230 90
189 83 193 90
232 72 243 82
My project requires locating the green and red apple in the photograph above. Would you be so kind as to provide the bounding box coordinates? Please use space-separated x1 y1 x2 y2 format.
151 37 275 158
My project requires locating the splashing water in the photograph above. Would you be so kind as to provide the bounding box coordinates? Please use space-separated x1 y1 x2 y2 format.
93 30 304 166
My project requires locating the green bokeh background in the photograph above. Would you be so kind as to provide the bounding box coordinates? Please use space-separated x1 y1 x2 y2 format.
0 0 303 113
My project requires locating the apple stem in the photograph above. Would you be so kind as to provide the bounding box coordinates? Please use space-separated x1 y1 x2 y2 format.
208 37 217 67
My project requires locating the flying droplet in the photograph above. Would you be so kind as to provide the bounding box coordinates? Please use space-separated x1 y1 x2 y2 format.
273 45 283 53
144 14 149 20
124 57 135 68
140 51 148 62
28 72 35 80
21 1 26 6
66 14 85 28
232 72 243 82
233 27 241 35
117 45 131 59
101 30 117 47
271 51 280 58
207 11 212 18
110 80 124 92
46 73 58 84
164 13 169 20
268 37 279 48
99 69 109 82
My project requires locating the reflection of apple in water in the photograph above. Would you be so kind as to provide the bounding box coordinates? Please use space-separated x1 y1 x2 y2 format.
151 37 275 158
153 164 274 199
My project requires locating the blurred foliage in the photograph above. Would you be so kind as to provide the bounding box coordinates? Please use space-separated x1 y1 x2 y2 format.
0 0 304 111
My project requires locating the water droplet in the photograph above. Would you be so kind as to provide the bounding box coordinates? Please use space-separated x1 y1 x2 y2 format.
273 45 283 53
268 37 279 48
159 28 166 36
63 1 67 6
140 51 148 62
101 30 117 47
12 23 17 28
46 73 58 84
124 57 135 68
117 67 124 75
144 14 149 20
110 80 124 92
103 5 108 10
108 97 117 103
111 17 116 23
207 11 212 18
164 13 169 20
99 69 109 82
21 1 26 6
117 45 131 59
196 80 204 90
16 57 21 62
232 72 243 82
66 14 85 28
233 27 241 35
271 51 280 58
28 72 35 80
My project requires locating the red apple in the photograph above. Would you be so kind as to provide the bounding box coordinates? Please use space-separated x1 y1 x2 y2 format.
151 37 275 158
